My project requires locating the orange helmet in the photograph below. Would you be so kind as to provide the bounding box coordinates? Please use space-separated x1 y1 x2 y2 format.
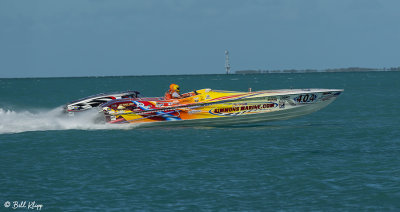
169 84 180 91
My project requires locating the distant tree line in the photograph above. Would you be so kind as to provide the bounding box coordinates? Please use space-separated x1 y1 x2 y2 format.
235 67 400 74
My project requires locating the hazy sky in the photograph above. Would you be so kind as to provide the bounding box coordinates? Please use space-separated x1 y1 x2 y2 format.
1 0 399 78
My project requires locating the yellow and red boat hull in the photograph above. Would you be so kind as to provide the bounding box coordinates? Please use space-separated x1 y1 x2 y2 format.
101 88 343 126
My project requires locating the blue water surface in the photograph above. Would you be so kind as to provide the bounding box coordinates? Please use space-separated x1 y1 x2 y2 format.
1 72 399 211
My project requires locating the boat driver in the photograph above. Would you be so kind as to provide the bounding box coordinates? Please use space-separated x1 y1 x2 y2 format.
165 84 182 99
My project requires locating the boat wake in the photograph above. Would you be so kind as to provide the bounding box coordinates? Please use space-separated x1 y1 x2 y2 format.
0 107 136 134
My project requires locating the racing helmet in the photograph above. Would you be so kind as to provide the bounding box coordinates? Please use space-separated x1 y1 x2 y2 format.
170 84 180 91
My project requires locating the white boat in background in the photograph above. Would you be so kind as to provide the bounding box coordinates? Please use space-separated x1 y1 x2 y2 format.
64 91 140 113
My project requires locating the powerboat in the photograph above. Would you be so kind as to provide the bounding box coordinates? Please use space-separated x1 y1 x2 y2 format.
100 88 343 126
65 91 140 113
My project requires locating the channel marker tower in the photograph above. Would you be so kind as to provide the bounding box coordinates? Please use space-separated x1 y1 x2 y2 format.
225 50 231 74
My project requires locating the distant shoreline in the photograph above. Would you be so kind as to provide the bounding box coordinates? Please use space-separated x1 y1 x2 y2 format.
235 67 400 74
1 67 399 79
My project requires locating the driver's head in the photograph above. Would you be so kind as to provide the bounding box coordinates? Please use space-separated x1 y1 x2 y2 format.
170 84 180 92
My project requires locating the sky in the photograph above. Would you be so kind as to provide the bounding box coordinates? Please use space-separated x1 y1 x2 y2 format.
1 0 399 78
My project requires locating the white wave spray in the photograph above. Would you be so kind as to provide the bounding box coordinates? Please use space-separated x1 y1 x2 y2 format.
0 107 136 134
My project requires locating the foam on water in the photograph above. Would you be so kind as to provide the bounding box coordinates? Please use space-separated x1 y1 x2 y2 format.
0 107 136 134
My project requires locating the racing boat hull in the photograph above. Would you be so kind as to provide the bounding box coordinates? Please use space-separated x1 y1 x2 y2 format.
65 91 140 113
101 88 343 126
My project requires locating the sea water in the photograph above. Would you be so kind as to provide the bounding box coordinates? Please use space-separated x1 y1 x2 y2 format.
0 72 399 211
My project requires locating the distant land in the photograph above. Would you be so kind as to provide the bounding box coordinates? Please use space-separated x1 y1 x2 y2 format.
235 67 400 74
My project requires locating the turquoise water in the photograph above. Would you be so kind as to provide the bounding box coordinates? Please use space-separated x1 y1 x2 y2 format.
1 72 399 211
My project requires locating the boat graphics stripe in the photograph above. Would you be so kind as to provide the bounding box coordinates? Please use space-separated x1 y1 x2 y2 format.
114 93 269 116
132 101 181 121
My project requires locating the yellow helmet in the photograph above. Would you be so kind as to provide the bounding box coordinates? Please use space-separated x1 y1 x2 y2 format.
169 84 180 91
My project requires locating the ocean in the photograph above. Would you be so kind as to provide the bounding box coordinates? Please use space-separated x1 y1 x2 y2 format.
1 72 399 211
